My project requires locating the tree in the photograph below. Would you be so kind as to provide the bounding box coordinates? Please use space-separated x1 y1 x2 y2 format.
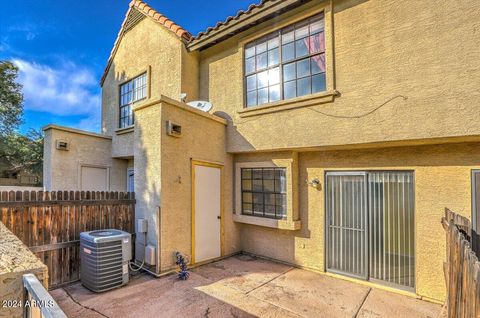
0 130 43 178
0 60 43 182
0 61 23 136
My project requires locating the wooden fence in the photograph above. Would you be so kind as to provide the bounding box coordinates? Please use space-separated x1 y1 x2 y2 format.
0 191 135 289
441 208 480 317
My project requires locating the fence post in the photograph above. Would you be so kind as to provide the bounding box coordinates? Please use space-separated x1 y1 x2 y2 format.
443 208 480 318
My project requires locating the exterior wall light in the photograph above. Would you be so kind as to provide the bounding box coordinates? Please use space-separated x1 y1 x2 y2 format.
306 178 321 189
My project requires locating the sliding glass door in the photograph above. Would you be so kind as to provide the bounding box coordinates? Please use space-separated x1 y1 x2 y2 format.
326 172 368 279
367 172 415 289
326 171 415 290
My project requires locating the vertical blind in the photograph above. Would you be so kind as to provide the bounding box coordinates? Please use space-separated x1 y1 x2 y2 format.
326 171 415 290
368 172 415 289
326 174 367 279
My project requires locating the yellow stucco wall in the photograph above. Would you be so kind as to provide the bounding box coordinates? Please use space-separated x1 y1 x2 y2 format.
43 126 127 191
102 17 184 136
195 1 480 300
133 98 240 272
102 16 200 158
90 0 480 303
236 142 479 302
133 102 163 269
159 99 239 272
199 0 480 153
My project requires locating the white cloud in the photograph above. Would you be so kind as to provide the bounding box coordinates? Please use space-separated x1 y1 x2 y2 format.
12 59 101 118
77 113 101 132
7 24 38 41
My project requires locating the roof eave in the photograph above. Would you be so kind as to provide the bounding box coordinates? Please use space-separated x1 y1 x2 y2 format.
100 7 133 87
187 0 309 51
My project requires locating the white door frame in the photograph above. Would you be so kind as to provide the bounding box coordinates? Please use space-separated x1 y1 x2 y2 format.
191 160 224 264
127 168 134 192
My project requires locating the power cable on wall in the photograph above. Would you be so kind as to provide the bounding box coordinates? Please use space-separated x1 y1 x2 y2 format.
232 95 408 125
306 95 408 119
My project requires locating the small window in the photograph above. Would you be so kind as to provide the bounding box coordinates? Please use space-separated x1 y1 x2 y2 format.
241 167 287 219
119 73 147 128
244 13 326 108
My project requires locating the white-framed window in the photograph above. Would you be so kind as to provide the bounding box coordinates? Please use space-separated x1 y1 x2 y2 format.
244 13 326 108
119 73 147 128
240 167 287 219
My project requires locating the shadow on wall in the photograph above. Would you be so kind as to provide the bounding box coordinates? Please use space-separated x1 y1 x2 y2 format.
334 0 370 14
132 120 162 273
101 69 130 135
213 111 256 152
105 60 164 272
200 41 258 152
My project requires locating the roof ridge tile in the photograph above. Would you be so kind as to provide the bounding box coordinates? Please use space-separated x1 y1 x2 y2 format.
130 0 192 41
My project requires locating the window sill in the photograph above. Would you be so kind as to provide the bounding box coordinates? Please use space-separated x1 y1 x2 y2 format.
233 214 301 230
115 126 134 135
238 90 339 118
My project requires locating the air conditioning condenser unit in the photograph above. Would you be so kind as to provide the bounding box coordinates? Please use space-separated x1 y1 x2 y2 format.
80 229 132 292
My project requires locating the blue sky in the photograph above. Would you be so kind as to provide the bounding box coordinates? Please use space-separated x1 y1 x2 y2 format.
0 0 254 133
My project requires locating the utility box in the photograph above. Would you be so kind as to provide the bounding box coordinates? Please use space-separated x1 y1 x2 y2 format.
145 245 156 266
137 219 148 233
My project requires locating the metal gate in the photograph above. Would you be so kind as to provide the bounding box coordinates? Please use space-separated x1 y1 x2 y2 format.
326 171 415 290
326 172 368 279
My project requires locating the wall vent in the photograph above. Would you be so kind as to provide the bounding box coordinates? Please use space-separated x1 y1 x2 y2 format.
56 140 69 151
166 121 182 137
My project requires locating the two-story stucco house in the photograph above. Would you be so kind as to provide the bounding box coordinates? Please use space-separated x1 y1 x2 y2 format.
42 0 480 303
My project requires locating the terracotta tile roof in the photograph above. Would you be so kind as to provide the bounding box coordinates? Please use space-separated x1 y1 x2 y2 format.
187 0 308 50
100 0 192 86
193 0 272 40
101 0 305 85
129 0 192 41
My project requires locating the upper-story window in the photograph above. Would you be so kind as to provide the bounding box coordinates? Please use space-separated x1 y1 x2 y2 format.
119 73 147 128
244 13 325 108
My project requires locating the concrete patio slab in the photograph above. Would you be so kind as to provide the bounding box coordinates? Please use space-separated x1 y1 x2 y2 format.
51 254 441 318
52 270 255 318
248 268 371 317
191 254 293 293
357 288 440 318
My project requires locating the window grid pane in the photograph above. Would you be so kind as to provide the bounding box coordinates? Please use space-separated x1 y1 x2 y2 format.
240 167 287 219
244 13 326 108
119 73 147 128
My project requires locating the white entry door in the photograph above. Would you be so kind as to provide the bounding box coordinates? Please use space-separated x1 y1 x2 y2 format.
193 162 222 263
